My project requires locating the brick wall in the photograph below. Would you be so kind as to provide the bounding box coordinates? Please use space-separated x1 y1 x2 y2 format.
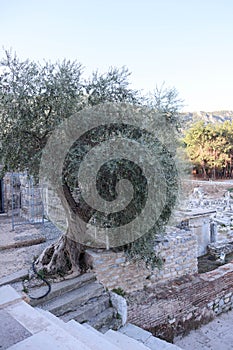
126 262 233 342
86 229 198 293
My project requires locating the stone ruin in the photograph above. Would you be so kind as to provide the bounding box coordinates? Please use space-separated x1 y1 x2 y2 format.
178 184 233 262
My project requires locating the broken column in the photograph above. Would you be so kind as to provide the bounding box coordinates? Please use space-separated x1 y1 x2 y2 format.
210 221 218 243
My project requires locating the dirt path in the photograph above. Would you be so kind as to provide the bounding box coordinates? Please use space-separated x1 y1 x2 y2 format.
0 215 62 278
174 309 233 350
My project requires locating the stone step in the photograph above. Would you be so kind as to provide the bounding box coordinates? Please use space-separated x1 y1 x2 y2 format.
8 323 92 350
87 306 118 330
64 320 121 350
0 285 23 309
119 323 152 343
36 307 66 328
60 293 110 323
98 319 122 334
119 323 183 350
105 329 151 349
37 308 121 350
82 322 101 333
83 321 120 337
0 269 29 287
30 272 96 306
39 281 104 316
4 295 91 349
0 285 120 350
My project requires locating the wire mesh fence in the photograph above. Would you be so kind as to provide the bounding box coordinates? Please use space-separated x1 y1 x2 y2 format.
10 173 44 230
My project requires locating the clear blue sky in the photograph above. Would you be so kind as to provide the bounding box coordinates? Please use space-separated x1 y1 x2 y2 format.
1 0 233 112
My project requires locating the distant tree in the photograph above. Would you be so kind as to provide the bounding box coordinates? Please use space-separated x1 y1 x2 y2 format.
183 121 233 179
148 83 184 129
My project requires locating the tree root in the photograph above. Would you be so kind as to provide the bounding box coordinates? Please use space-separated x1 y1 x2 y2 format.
35 234 84 277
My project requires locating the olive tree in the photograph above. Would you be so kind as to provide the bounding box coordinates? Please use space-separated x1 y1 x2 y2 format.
0 51 180 276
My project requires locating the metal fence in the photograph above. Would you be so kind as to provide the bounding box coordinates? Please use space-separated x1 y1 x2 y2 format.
10 173 44 230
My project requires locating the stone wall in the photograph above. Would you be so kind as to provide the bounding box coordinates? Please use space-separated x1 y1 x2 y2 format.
43 186 67 231
86 229 198 293
126 262 233 342
176 209 217 257
189 213 213 256
208 240 233 258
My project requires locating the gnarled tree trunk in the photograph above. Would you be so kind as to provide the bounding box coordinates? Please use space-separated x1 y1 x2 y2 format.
35 184 88 277
35 234 85 277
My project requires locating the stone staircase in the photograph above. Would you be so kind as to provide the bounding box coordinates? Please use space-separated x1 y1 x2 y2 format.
0 285 183 349
28 271 120 331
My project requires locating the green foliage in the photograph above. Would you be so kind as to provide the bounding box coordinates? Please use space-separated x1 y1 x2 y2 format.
0 51 139 177
37 269 45 279
0 50 182 268
183 120 233 178
22 286 28 294
0 51 83 177
148 83 184 129
112 287 126 297
125 224 166 270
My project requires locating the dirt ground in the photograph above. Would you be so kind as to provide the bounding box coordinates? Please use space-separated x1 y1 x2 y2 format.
181 179 233 199
0 215 61 278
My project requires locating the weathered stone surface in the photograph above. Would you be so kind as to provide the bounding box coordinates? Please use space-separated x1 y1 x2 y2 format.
110 291 127 326
6 300 52 334
65 319 121 350
105 329 150 349
8 324 91 350
119 323 152 343
124 261 233 342
208 240 233 258
60 294 110 323
30 272 96 306
119 323 182 349
86 229 198 293
39 282 104 316
0 269 29 287
87 307 116 330
0 309 32 349
0 285 22 309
